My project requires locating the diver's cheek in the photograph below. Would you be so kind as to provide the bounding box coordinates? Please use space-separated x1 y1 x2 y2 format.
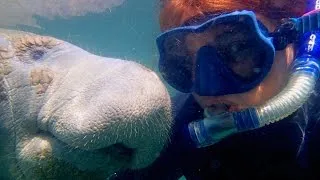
285 44 295 66
256 50 290 98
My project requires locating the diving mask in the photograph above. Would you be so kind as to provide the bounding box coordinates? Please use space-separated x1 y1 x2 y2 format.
156 10 297 96
187 7 320 148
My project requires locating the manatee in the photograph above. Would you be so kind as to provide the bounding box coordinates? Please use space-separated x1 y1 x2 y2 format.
0 29 172 180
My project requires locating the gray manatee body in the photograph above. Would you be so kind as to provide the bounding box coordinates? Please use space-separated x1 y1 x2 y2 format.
0 29 172 179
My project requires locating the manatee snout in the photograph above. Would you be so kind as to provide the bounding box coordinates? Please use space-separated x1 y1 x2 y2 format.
40 58 172 169
0 29 172 179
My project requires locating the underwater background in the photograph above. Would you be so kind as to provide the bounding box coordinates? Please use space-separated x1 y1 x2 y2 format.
4 0 161 71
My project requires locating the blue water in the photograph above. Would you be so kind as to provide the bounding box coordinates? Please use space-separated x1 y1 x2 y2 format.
17 0 161 71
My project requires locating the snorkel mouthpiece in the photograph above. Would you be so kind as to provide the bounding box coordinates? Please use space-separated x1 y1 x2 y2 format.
189 11 320 148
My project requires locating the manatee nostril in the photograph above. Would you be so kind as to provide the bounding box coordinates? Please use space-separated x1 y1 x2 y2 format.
99 143 135 163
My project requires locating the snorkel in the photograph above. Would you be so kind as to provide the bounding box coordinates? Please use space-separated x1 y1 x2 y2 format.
188 3 320 148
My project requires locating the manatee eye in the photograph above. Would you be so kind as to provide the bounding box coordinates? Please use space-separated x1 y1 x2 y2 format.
31 50 45 60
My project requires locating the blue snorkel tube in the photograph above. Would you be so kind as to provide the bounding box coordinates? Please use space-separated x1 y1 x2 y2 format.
188 3 320 148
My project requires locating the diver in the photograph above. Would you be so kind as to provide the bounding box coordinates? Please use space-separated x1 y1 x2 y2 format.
114 0 320 179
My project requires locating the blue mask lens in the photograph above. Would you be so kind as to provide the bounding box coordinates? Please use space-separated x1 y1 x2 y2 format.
156 10 275 96
194 44 268 96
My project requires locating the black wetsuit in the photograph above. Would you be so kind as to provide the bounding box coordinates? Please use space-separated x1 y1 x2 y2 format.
113 82 320 180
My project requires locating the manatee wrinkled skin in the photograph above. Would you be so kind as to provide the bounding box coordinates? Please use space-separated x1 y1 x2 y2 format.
0 29 172 180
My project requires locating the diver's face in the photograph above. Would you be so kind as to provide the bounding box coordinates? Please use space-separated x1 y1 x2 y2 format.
190 14 295 111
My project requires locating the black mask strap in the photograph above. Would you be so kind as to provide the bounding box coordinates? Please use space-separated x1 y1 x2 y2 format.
269 18 300 50
270 11 320 51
